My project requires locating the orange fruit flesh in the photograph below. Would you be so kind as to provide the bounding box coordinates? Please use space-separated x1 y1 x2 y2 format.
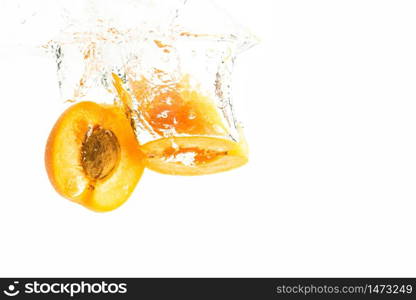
130 77 227 136
45 101 144 212
141 136 248 176
112 74 248 175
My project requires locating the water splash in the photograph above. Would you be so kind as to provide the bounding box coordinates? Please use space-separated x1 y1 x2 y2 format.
3 0 258 145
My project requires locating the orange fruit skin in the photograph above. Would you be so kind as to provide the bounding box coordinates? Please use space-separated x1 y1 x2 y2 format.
45 101 144 212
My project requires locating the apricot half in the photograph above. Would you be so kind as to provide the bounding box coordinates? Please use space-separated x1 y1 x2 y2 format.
45 101 144 212
129 76 227 137
112 74 248 176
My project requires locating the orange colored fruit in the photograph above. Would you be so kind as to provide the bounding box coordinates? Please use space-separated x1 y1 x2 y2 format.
141 136 248 175
130 76 227 136
45 101 144 212
113 74 248 175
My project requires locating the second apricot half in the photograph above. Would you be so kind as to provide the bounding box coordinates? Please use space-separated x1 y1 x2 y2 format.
45 101 144 212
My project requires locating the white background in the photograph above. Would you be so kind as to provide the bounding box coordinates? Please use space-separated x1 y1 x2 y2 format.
1 0 416 277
